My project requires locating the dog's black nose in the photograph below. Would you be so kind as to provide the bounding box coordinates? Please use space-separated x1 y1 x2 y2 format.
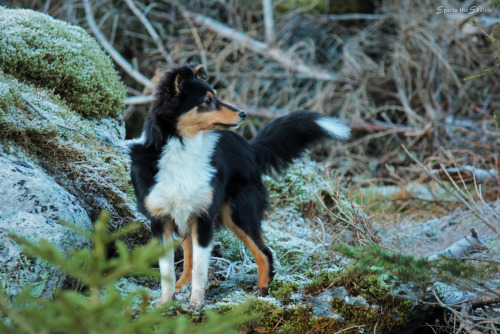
239 111 246 119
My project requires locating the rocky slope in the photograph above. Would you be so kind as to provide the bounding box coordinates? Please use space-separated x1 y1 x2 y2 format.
0 7 148 297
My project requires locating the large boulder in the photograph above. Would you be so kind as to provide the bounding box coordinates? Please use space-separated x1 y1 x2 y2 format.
0 153 91 297
0 8 148 296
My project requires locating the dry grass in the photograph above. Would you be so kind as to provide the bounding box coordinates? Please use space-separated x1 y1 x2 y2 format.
7 0 497 180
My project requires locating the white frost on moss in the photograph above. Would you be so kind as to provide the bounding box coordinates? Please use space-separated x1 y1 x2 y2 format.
264 158 331 214
0 7 126 119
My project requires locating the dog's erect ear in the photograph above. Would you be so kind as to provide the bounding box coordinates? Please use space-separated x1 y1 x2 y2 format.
174 73 184 95
193 64 207 80
168 65 196 96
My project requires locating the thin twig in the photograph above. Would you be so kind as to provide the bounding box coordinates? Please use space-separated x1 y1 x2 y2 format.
402 145 499 235
289 244 326 274
83 0 152 87
124 0 174 64
24 98 93 140
182 12 208 69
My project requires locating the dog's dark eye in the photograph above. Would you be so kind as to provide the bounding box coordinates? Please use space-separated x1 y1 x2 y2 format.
204 98 212 105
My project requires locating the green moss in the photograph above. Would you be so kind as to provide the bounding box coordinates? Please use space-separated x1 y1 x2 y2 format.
280 307 316 334
331 298 410 332
304 268 412 332
233 299 346 334
304 269 341 295
269 278 299 303
0 7 126 119
213 267 414 333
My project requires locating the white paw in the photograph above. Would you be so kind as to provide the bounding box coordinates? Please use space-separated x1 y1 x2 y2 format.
157 290 174 306
189 293 205 309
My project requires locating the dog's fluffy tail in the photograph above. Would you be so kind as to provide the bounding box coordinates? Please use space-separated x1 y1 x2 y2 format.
251 111 350 176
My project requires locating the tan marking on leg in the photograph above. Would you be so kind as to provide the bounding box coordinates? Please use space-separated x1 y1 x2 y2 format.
221 204 270 288
175 236 193 290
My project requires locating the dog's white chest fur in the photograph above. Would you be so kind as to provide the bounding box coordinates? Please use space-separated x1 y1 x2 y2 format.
146 132 219 236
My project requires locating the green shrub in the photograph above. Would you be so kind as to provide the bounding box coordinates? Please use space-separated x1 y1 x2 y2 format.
0 212 256 333
333 243 495 285
0 7 126 119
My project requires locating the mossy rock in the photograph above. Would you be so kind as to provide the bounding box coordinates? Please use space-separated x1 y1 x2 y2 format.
0 69 147 245
0 7 126 119
305 268 414 332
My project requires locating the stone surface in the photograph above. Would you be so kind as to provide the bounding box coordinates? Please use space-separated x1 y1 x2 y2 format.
0 153 91 297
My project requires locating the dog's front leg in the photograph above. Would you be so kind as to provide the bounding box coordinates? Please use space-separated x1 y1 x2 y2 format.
158 227 176 305
189 219 213 309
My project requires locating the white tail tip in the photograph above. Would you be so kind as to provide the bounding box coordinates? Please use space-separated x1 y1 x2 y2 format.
316 117 351 139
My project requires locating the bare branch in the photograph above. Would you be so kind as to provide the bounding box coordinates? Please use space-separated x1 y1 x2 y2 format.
403 145 500 235
123 95 423 137
262 0 275 45
24 98 93 140
124 0 174 64
174 2 337 81
348 120 415 134
83 0 152 87
125 95 155 105
429 227 488 260
433 166 497 184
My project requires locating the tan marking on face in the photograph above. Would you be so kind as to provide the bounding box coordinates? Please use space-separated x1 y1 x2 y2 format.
206 92 213 100
221 204 270 288
177 106 241 137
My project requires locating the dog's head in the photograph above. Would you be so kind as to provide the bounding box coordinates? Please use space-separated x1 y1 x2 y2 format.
154 63 246 138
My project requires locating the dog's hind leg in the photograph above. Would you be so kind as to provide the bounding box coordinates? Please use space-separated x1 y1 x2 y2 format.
221 202 274 295
175 236 193 291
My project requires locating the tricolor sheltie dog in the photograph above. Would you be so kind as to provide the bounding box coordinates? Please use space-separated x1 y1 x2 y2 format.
129 63 350 308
